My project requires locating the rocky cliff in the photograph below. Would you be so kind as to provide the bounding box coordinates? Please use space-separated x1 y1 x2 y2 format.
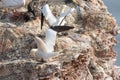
0 0 120 80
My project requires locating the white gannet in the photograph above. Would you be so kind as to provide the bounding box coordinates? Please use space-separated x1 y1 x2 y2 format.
0 0 32 13
41 4 57 27
30 28 57 60
30 4 75 61
41 4 75 29
0 0 25 9
30 27 74 61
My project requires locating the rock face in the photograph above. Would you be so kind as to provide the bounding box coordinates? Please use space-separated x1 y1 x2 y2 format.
0 0 120 80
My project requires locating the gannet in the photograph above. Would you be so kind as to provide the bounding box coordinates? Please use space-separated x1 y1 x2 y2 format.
0 0 25 9
41 4 75 29
30 26 74 60
0 0 33 13
30 4 74 61
30 28 57 60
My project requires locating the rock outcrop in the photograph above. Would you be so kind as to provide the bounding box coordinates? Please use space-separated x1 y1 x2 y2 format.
0 0 120 80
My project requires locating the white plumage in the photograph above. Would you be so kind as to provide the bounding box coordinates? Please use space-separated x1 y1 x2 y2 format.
57 6 75 26
41 4 75 26
45 29 57 52
41 4 57 26
0 0 25 9
30 4 75 60
30 28 57 60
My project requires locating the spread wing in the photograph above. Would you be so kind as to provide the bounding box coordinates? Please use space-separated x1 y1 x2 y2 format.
57 7 75 25
41 4 57 26
34 36 48 53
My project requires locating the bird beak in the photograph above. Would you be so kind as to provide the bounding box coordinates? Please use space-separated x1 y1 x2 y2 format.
41 11 45 30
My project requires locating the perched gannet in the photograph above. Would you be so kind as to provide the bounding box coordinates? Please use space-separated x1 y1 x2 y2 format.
30 28 57 60
0 0 32 13
30 26 74 60
0 0 25 9
41 4 75 29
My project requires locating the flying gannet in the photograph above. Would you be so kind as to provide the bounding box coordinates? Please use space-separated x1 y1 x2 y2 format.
41 4 75 29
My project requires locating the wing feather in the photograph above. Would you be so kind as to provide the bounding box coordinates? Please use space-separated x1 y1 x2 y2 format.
41 4 57 26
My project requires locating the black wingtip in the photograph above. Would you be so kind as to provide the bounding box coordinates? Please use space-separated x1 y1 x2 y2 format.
41 12 44 29
51 26 74 32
